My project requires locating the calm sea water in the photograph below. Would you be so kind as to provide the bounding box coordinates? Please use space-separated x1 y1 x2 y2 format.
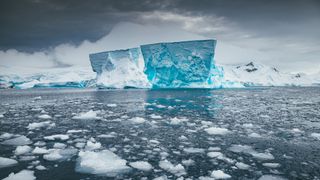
0 87 320 179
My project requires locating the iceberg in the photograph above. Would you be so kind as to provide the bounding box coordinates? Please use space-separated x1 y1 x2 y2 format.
90 39 228 88
89 48 150 88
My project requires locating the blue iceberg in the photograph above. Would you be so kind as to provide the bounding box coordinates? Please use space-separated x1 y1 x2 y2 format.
89 39 228 88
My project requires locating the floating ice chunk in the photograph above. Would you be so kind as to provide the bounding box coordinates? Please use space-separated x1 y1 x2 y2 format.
235 162 250 170
207 152 223 158
14 145 32 155
67 129 88 134
183 147 205 154
228 145 252 153
0 157 18 168
2 170 35 180
291 128 303 133
311 133 320 140
248 132 262 138
129 161 153 171
198 176 215 180
38 114 52 119
35 165 46 170
128 117 146 124
170 117 188 125
149 139 160 145
0 133 14 139
243 123 254 128
32 147 49 154
258 175 287 180
211 170 231 179
204 127 230 135
251 152 274 161
262 163 281 168
97 132 117 138
44 148 77 161
107 104 117 107
44 134 69 141
72 110 101 120
150 114 162 119
33 96 42 100
159 160 186 176
181 159 195 166
27 121 55 130
53 143 67 149
75 150 131 176
0 114 4 118
208 147 221 151
153 175 169 180
2 136 32 146
85 138 101 151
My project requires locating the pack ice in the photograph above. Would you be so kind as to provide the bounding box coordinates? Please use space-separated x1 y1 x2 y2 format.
90 40 233 88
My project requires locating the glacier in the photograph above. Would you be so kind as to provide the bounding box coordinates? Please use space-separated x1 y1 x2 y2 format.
89 39 235 88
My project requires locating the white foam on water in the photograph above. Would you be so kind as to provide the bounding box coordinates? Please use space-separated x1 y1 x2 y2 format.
2 170 36 180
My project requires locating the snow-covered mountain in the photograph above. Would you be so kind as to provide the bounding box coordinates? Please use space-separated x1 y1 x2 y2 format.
221 62 320 87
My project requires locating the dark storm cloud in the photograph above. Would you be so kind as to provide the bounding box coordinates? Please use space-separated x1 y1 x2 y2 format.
1 0 319 51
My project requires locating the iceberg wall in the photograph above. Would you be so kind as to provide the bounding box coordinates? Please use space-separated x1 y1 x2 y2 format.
89 39 228 88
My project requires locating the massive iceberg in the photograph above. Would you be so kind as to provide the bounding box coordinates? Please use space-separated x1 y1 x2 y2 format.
89 40 231 88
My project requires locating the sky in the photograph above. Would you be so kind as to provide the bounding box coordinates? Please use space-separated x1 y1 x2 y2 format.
0 0 319 74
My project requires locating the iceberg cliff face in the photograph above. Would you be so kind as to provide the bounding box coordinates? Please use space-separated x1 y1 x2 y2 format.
140 40 223 88
89 40 229 88
89 48 150 88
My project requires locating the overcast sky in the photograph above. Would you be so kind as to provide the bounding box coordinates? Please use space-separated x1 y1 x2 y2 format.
0 0 319 73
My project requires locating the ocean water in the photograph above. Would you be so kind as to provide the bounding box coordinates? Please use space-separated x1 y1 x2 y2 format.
0 87 319 179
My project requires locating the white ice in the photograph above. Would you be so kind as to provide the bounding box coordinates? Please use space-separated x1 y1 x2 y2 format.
44 134 69 141
75 150 131 176
72 110 101 120
204 127 230 135
183 147 205 154
129 161 153 171
38 114 52 119
14 145 32 155
211 170 231 179
128 117 146 124
159 160 186 176
1 136 32 146
27 121 55 130
0 157 18 168
170 117 188 125
2 170 36 180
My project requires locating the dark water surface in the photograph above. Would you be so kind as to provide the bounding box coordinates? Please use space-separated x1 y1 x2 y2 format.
0 87 320 179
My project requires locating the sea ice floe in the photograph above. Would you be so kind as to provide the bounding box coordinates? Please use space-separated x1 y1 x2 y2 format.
181 159 195 166
67 129 88 134
311 133 320 140
14 145 32 155
38 114 52 119
53 143 67 149
258 175 287 180
27 121 55 130
211 170 231 179
2 170 36 180
85 138 102 151
262 163 281 168
35 165 46 170
228 144 274 161
204 127 230 135
75 150 131 176
32 147 49 154
72 110 101 120
44 148 78 161
2 136 32 146
248 132 262 138
150 114 162 119
235 162 251 170
0 133 14 140
129 161 153 171
107 104 117 107
159 160 186 176
170 117 188 125
0 157 18 168
207 152 223 158
183 147 205 154
128 117 146 124
44 134 69 141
